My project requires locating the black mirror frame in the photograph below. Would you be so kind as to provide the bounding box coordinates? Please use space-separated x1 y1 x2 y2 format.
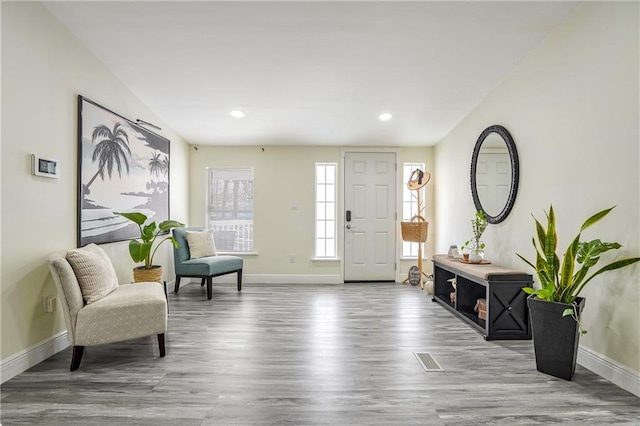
470 124 519 224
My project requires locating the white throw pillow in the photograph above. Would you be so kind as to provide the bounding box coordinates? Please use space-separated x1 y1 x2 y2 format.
83 244 119 288
186 229 217 259
66 245 119 304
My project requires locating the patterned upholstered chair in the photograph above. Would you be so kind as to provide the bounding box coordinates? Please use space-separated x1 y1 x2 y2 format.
172 227 243 300
48 244 167 371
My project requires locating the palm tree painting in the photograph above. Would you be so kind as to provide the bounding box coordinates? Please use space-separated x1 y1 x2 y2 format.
83 123 132 198
77 96 170 247
149 152 163 177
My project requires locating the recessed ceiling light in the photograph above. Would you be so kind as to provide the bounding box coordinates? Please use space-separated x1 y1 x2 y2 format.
379 113 393 121
230 110 245 118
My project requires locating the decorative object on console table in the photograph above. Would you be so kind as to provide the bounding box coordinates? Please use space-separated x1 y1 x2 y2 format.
432 254 532 340
461 210 488 263
447 245 461 259
113 211 185 283
401 169 431 288
474 298 487 320
517 205 640 381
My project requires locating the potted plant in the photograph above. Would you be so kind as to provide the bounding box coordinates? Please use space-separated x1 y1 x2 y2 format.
114 211 185 283
461 210 488 262
517 205 639 380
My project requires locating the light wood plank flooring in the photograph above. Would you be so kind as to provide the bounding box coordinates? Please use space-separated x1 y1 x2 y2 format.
1 282 639 425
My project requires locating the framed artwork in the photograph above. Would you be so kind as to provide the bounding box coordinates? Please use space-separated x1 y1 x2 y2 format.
77 95 170 247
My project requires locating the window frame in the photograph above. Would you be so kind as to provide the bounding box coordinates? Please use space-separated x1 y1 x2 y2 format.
315 163 337 259
205 167 254 254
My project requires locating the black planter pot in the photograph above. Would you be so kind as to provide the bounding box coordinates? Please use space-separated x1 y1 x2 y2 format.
527 296 585 381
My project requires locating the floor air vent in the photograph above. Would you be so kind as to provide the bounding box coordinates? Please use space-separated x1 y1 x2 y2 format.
414 352 444 372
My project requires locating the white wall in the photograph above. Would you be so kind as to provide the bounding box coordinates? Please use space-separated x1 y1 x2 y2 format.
189 146 433 281
434 1 639 378
1 2 190 364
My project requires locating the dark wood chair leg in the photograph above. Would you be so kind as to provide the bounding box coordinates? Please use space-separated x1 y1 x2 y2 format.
174 276 181 293
206 276 213 300
70 346 85 371
157 334 166 357
237 269 243 291
201 278 206 287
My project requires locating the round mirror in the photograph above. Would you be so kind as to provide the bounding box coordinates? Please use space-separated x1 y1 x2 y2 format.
470 125 519 224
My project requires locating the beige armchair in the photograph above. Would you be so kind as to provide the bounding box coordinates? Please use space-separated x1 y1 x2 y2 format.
48 244 167 371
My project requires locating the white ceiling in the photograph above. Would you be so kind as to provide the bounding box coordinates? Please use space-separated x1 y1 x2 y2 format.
45 1 576 147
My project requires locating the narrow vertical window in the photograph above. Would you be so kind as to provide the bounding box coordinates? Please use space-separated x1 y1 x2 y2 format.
402 163 425 257
315 163 337 258
206 168 254 253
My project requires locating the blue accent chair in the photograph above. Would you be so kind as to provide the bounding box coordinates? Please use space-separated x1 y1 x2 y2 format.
172 227 243 300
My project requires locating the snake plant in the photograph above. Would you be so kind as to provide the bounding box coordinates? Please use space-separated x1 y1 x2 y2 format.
517 205 639 329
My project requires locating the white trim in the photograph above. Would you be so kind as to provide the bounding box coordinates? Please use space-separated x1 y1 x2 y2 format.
1 331 69 384
400 256 428 261
578 346 640 397
341 147 401 155
187 274 343 285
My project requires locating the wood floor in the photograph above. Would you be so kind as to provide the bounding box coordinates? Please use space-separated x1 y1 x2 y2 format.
2 282 639 425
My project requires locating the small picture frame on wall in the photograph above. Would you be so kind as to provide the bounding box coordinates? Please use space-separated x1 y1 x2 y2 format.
77 95 171 247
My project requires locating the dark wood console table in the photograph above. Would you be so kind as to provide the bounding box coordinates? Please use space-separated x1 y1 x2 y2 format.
432 255 533 340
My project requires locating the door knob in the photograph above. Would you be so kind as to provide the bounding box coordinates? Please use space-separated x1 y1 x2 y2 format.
346 224 352 229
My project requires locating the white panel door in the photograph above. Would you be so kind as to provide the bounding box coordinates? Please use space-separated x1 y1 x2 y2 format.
476 152 511 216
344 152 396 281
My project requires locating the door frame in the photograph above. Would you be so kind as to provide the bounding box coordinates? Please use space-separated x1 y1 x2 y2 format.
341 148 400 282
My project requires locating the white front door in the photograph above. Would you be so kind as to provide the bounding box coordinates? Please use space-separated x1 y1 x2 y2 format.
344 152 396 282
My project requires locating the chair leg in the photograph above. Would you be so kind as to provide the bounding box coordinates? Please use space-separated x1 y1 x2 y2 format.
201 278 206 287
237 269 243 291
174 276 181 293
207 276 213 300
157 334 166 357
70 346 85 371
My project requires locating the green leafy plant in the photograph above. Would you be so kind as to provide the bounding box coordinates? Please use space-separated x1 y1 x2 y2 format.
114 211 185 269
462 210 488 251
517 205 640 333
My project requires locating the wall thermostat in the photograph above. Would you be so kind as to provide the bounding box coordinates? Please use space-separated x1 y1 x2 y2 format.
32 154 60 178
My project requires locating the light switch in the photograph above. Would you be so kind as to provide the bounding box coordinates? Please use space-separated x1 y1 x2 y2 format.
290 202 298 210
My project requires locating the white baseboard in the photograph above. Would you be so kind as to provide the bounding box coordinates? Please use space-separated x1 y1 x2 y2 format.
578 346 640 397
187 274 343 285
1 331 69 384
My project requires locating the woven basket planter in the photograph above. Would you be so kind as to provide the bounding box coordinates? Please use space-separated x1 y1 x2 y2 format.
133 266 163 283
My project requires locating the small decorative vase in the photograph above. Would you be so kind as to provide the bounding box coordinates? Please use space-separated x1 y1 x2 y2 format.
468 241 485 263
